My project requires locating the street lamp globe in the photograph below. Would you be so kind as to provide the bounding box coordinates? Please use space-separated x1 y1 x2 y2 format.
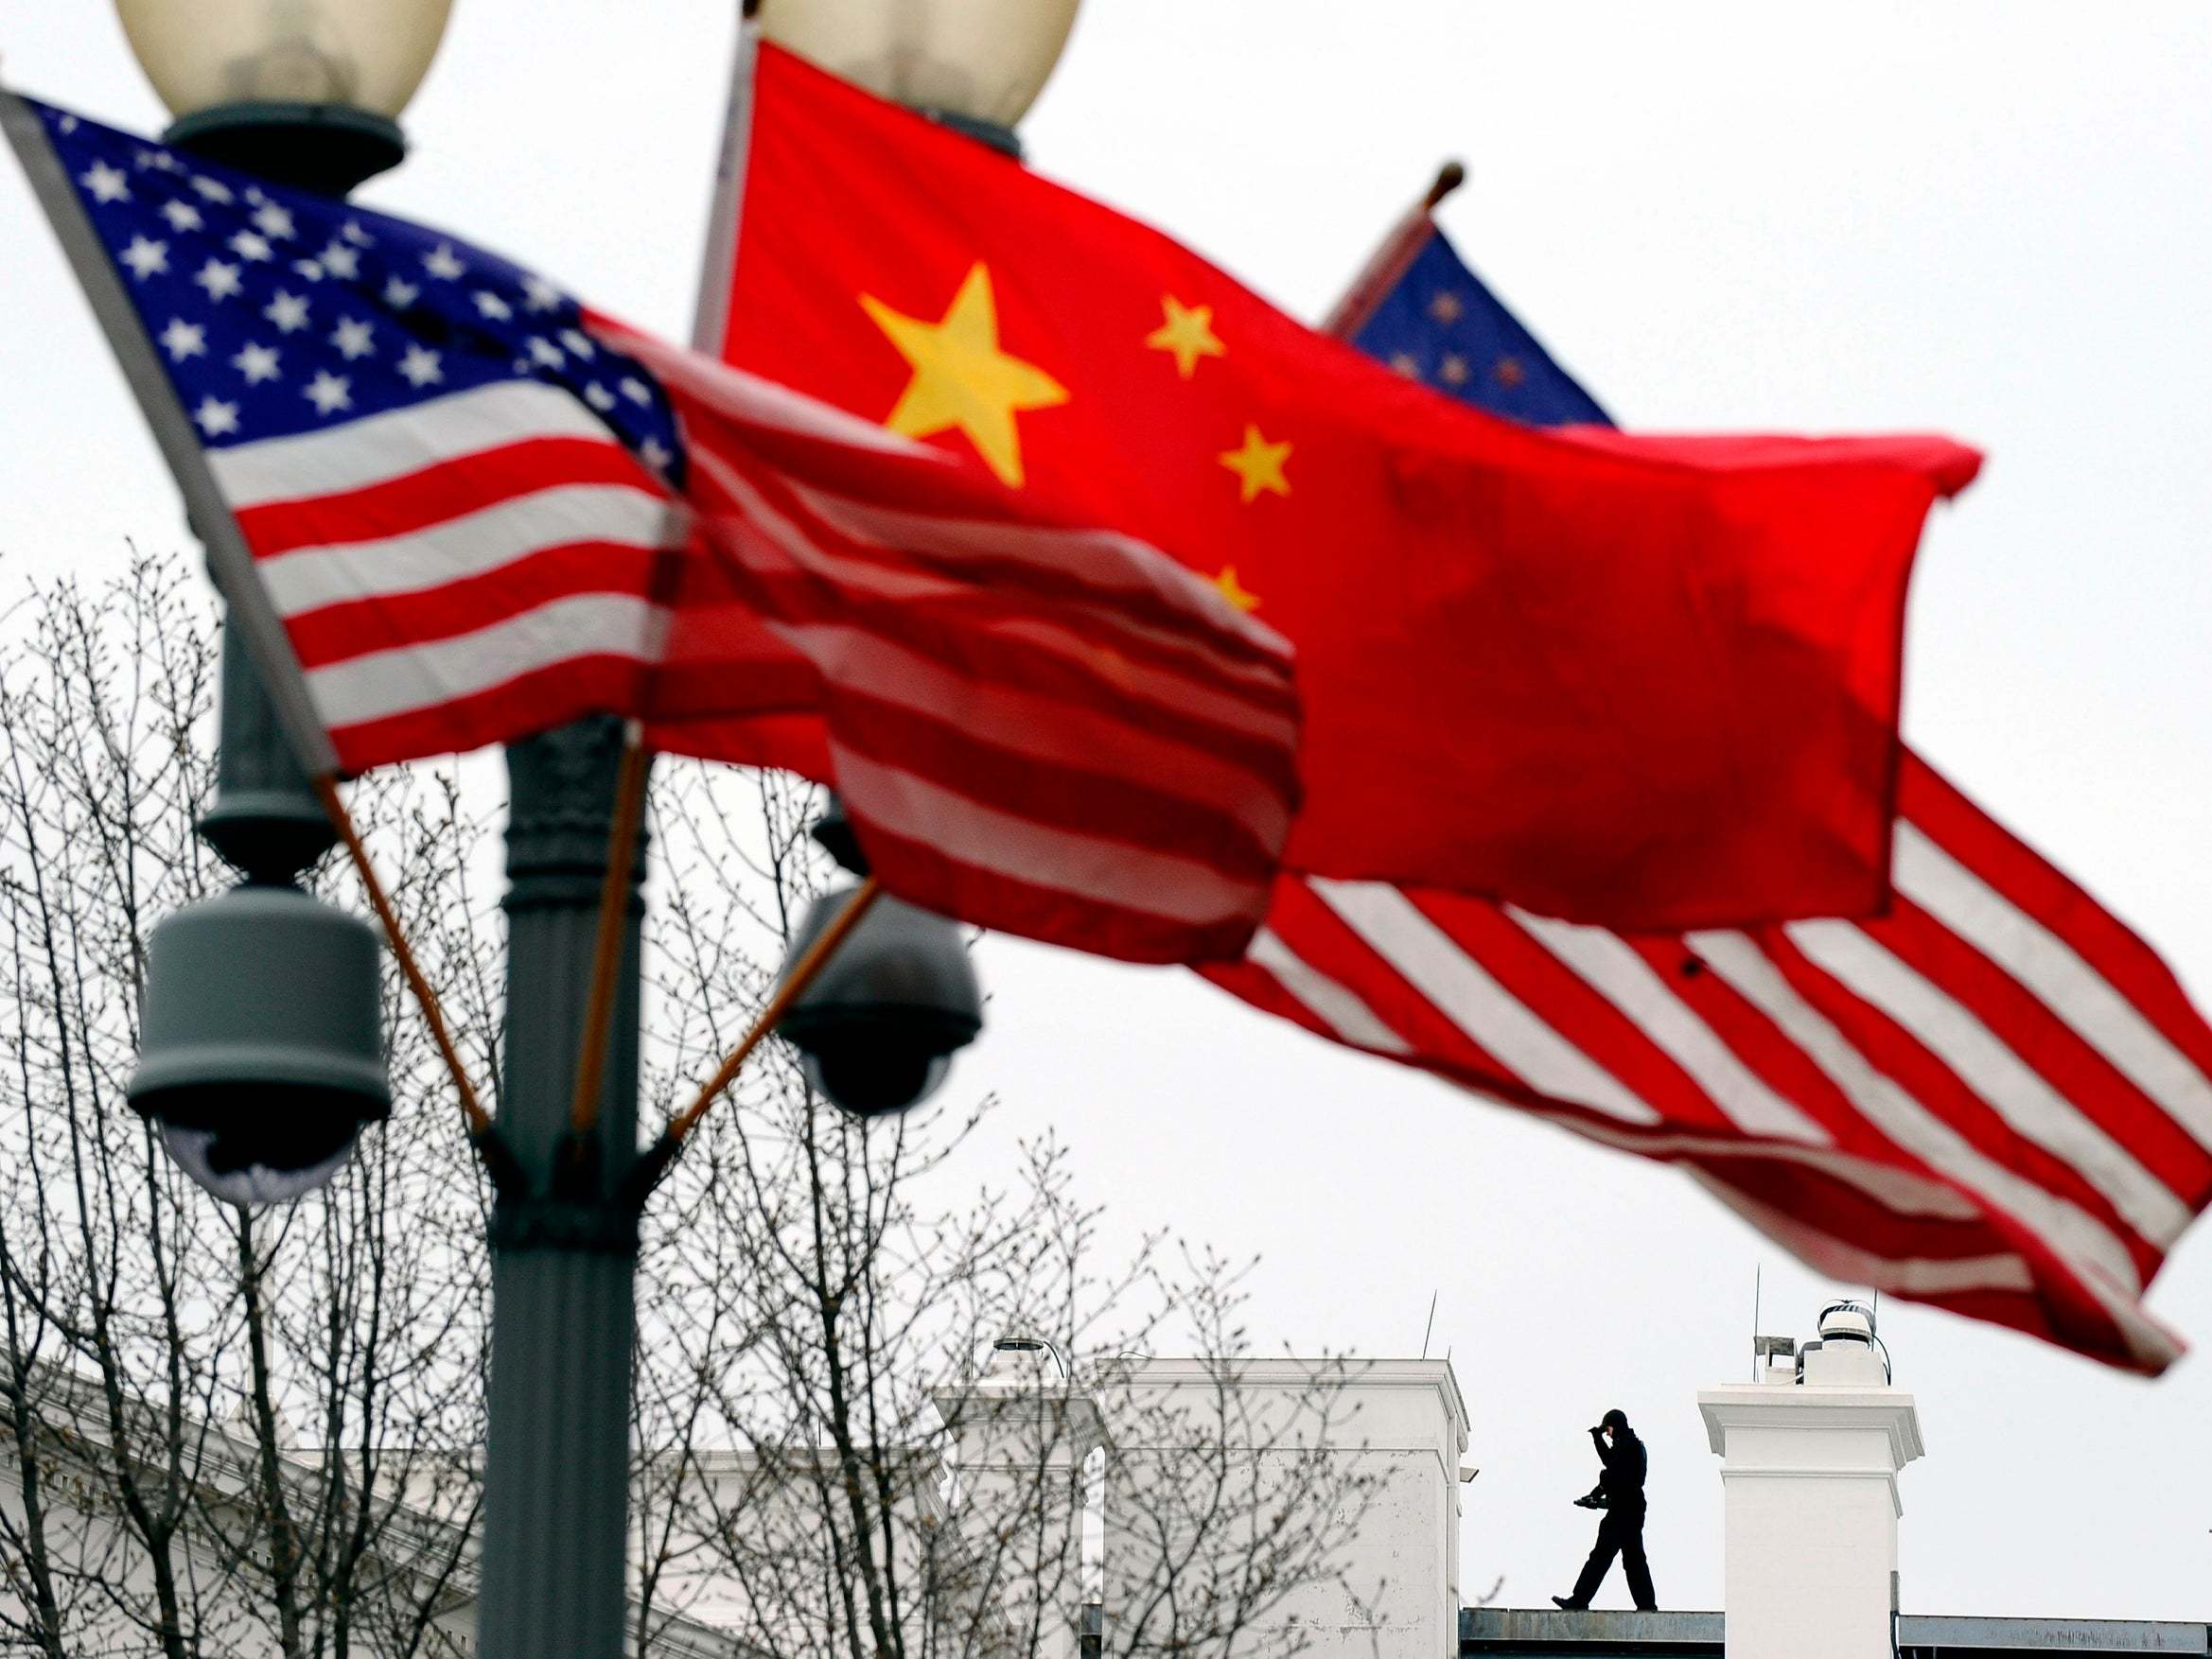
757 0 1081 135
114 0 454 187
115 0 453 120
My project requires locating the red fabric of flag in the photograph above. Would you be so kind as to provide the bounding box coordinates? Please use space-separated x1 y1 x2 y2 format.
1203 755 2212 1373
605 323 1304 965
711 45 1983 933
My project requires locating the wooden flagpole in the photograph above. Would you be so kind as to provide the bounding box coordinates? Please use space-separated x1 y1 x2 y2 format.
621 877 883 1206
1318 159 1466 341
668 877 881 1147
313 777 495 1140
566 723 652 1136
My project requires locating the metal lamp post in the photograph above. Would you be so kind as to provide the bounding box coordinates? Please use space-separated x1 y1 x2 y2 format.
107 8 650 1651
116 0 1081 1652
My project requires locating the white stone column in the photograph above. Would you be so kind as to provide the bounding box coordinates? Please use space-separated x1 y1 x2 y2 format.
1096 1357 1468 1659
931 1347 1109 1659
1697 1365 1922 1659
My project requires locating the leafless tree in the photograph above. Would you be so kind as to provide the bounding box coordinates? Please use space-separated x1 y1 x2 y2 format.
2 557 1395 1659
626 765 1388 1659
0 553 488 1658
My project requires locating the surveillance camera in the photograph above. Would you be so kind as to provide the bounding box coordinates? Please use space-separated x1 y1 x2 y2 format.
776 886 981 1118
152 1091 366 1207
129 884 390 1207
798 1041 955 1120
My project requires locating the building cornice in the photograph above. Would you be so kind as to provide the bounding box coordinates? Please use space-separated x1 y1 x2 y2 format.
1096 1356 1469 1452
1696 1386 1924 1465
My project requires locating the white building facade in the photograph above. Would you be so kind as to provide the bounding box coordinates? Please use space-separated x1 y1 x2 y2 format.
9 1305 2204 1657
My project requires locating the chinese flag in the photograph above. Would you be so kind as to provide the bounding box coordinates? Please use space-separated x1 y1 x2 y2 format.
714 45 1981 931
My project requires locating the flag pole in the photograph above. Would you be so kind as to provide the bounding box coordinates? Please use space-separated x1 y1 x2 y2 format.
0 88 338 781
314 777 495 1141
624 877 882 1202
1319 158 1466 341
565 721 651 1136
670 876 880 1144
563 1 766 1144
691 0 765 364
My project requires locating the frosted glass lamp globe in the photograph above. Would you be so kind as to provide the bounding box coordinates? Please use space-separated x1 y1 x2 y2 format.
114 0 454 120
757 0 1081 131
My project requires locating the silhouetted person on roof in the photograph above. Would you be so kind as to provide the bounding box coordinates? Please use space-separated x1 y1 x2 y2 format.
1554 1407 1657 1612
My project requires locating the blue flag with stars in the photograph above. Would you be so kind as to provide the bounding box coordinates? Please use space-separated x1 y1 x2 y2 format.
1350 225 1610 428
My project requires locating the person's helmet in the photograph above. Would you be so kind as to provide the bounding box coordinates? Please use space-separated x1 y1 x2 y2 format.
1601 1408 1630 1433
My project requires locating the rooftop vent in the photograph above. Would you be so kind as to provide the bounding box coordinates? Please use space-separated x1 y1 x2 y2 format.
980 1333 1069 1387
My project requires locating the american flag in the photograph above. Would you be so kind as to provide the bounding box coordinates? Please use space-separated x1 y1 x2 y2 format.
18 96 689 772
1201 216 2212 1372
10 96 1299 966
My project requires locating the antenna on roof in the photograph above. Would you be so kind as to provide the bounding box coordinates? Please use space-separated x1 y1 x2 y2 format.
1421 1289 1439 1360
1751 1263 1763 1381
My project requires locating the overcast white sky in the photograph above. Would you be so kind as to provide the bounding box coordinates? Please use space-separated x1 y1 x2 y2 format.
5 0 2209 1622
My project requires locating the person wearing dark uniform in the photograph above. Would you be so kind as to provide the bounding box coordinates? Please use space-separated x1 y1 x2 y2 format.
1554 1407 1657 1612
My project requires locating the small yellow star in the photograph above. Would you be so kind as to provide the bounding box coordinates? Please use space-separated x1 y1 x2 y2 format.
1430 291 1465 323
1389 353 1422 378
1218 425 1291 504
1493 356 1526 389
860 262 1068 489
1213 566 1261 612
1146 295 1226 380
1440 354 1471 387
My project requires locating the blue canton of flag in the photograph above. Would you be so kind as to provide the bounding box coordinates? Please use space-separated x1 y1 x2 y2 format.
11 95 703 773
30 98 684 480
1351 226 1609 428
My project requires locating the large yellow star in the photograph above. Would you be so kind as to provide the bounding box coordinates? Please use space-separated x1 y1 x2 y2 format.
860 262 1068 488
1218 425 1292 504
1146 295 1226 380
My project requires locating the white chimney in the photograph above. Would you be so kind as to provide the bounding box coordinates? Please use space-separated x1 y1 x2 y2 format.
1697 1301 1924 1659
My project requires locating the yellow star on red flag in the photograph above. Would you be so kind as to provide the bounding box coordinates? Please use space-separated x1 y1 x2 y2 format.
1219 425 1292 503
1146 295 1226 380
1213 566 1261 612
860 262 1068 488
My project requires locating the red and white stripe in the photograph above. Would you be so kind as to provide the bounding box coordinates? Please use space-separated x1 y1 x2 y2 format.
607 324 1303 966
209 377 684 771
1204 754 2212 1372
213 306 1297 965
